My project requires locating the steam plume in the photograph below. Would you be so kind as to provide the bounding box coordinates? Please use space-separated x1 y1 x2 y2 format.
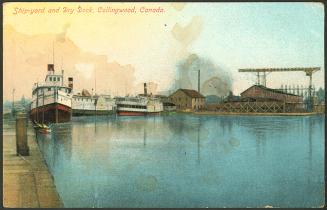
174 54 232 97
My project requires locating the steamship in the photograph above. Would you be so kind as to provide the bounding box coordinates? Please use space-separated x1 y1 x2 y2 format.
72 89 116 116
29 63 74 124
115 83 163 116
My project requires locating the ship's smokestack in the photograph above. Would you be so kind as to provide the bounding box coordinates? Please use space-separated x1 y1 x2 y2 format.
144 83 147 96
47 64 54 74
61 70 64 86
68 77 73 89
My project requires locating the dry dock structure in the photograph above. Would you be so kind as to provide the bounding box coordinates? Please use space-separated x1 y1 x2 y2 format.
193 111 323 116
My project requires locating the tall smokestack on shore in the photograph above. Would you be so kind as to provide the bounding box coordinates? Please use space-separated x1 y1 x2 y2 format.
144 83 147 96
68 77 73 90
198 69 200 93
173 54 232 97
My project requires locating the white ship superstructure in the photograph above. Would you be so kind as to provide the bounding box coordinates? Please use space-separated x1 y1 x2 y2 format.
115 83 163 116
115 96 163 116
72 90 116 116
30 64 73 123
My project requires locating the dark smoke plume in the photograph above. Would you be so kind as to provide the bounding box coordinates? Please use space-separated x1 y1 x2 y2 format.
173 54 232 97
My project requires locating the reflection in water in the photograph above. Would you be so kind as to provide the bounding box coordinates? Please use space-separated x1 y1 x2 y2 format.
197 123 200 165
24 114 325 208
143 125 147 147
236 116 308 158
94 115 97 134
36 123 73 174
254 131 266 157
308 118 313 169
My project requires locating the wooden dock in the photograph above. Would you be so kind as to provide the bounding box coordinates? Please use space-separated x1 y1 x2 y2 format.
3 122 63 208
193 111 324 116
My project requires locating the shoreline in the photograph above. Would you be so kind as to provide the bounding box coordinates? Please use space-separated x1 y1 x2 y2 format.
4 111 325 119
192 111 324 116
3 120 63 208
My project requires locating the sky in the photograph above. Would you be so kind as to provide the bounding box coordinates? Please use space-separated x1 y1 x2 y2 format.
3 2 324 100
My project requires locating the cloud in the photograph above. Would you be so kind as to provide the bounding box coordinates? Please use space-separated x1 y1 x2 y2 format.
75 63 94 79
56 23 71 42
3 24 136 100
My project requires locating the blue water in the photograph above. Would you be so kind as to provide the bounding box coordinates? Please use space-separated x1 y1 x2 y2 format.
33 114 324 208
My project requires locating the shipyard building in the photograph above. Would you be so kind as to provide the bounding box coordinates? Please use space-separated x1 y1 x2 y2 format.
209 85 304 113
168 89 205 111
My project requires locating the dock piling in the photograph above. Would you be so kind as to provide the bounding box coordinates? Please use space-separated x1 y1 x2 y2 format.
16 114 29 156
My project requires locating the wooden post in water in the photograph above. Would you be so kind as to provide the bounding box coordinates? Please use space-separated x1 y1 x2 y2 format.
16 114 29 156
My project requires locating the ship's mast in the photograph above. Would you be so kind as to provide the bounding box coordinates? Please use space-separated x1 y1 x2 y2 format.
52 41 55 68
53 41 58 123
61 57 64 86
94 68 97 116
94 68 97 95
12 88 15 116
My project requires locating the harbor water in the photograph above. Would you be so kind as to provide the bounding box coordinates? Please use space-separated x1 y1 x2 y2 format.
8 114 324 207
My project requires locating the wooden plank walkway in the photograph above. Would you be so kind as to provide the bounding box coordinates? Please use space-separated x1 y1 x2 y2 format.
3 128 63 208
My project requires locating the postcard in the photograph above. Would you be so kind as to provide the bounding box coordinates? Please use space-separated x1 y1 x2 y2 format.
3 2 325 208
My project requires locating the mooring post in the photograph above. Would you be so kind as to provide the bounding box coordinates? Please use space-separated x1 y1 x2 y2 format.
16 114 29 156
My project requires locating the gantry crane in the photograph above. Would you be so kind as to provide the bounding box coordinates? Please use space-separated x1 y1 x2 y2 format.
238 67 321 111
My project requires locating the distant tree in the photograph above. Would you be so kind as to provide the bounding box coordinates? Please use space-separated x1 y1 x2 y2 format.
316 88 325 104
21 95 26 105
3 100 12 107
